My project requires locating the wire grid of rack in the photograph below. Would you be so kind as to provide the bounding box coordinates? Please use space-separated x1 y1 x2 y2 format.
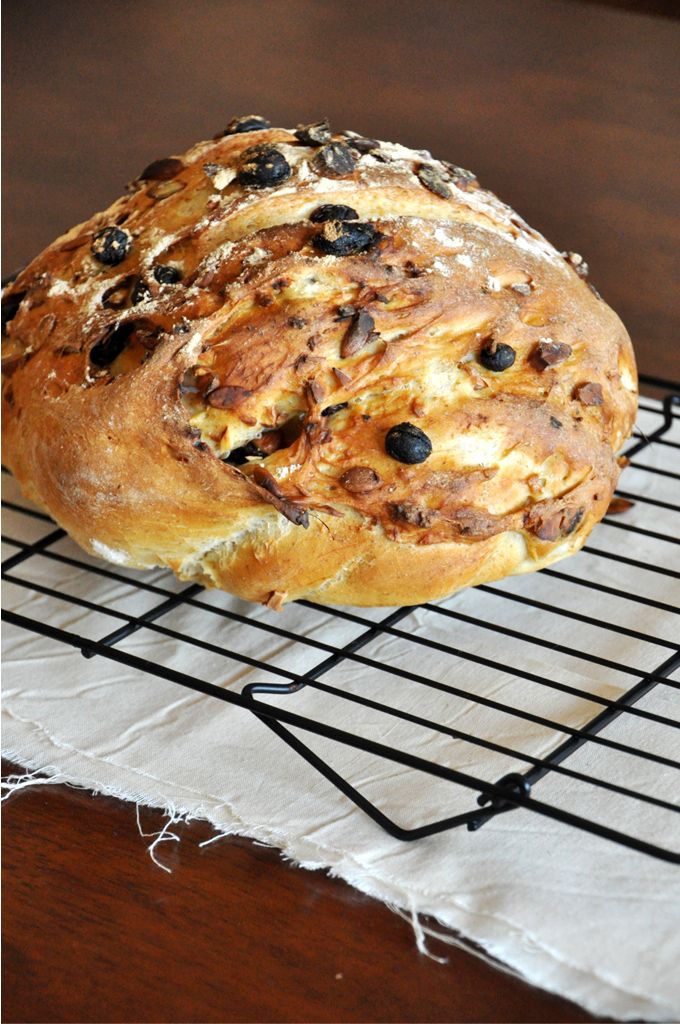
2 374 679 864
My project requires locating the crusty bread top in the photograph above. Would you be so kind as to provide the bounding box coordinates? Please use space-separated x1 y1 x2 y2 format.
1 119 637 605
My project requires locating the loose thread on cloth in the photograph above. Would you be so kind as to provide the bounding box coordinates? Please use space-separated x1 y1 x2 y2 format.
391 902 525 981
198 830 273 849
198 830 233 848
406 898 449 964
1 764 186 875
134 803 184 874
1 765 66 801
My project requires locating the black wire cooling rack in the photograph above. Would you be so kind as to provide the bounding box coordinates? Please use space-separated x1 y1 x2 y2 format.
2 374 679 864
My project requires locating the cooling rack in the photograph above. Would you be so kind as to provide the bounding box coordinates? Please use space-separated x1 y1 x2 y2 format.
2 374 679 864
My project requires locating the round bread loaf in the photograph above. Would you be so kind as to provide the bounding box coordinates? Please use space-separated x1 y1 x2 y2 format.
1 118 637 608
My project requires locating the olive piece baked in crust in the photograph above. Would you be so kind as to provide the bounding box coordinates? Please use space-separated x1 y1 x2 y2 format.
1 120 637 608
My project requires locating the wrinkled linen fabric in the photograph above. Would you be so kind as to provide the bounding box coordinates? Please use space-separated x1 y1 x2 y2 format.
2 399 679 1020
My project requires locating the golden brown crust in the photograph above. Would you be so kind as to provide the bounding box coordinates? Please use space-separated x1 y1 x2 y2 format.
1 122 637 606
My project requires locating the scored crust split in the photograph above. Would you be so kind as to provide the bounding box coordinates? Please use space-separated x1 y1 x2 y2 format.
1 118 637 607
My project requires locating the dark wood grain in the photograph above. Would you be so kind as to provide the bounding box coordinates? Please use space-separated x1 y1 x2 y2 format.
1 760 596 1024
2 2 677 1022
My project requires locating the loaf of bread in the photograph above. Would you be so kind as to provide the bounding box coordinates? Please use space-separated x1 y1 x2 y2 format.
1 117 637 607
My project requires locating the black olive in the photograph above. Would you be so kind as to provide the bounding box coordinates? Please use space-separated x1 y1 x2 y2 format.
131 278 152 305
479 342 516 372
441 162 478 188
313 142 356 178
416 164 452 199
385 422 433 464
225 446 249 466
222 115 272 135
321 402 349 417
153 264 182 285
335 304 357 319
91 227 132 267
310 204 359 223
89 322 135 367
294 120 332 146
340 133 380 154
236 144 291 188
312 221 381 257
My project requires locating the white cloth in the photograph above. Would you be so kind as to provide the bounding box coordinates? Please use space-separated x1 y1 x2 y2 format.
3 399 679 1021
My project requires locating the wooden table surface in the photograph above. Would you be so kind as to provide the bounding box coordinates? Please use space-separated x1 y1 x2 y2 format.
2 2 679 1022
